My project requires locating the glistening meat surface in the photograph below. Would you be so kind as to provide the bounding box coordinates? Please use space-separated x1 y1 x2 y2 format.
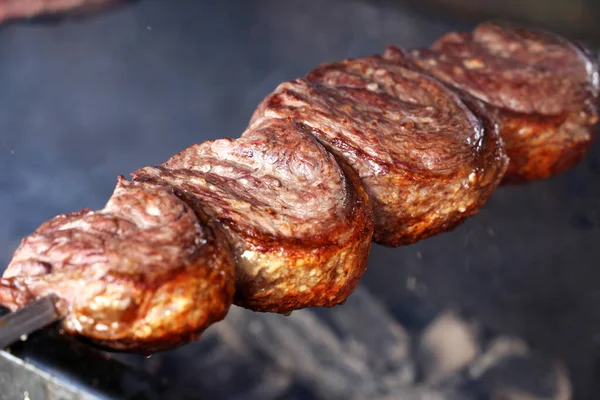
406 21 600 183
133 118 373 313
250 51 507 246
0 178 235 352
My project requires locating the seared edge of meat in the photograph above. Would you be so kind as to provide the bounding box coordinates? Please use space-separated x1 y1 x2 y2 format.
133 118 374 313
0 177 235 352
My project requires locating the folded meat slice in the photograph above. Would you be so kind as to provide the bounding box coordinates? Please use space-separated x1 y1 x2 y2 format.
0 178 235 352
404 21 599 184
250 51 507 247
132 118 373 314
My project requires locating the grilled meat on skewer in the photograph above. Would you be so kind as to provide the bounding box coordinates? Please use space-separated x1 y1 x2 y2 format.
250 51 508 246
0 21 598 351
404 21 599 184
0 178 235 352
133 118 373 313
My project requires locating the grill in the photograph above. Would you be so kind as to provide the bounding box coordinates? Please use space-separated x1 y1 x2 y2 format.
0 1 599 399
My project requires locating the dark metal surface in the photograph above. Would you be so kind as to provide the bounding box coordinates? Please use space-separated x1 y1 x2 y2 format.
0 0 599 399
0 296 60 349
1 327 192 399
0 350 91 400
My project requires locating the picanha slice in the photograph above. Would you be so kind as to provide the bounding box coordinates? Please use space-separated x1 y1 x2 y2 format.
133 118 373 313
405 21 599 183
251 50 507 246
0 178 235 352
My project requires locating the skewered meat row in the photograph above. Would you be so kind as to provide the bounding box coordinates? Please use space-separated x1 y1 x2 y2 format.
0 22 598 352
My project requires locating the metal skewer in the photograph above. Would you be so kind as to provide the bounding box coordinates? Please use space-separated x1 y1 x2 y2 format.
0 297 61 349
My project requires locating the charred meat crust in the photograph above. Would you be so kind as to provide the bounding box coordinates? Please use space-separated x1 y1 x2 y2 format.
250 50 507 246
405 21 599 184
133 118 374 313
0 178 235 352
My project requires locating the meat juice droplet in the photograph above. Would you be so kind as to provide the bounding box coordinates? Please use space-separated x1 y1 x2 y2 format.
282 311 292 316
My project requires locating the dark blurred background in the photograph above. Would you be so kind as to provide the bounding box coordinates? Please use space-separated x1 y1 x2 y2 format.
396 0 600 45
0 0 599 399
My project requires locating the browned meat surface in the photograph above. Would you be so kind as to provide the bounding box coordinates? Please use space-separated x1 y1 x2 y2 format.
405 21 600 184
133 118 373 313
250 50 507 246
0 178 235 352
